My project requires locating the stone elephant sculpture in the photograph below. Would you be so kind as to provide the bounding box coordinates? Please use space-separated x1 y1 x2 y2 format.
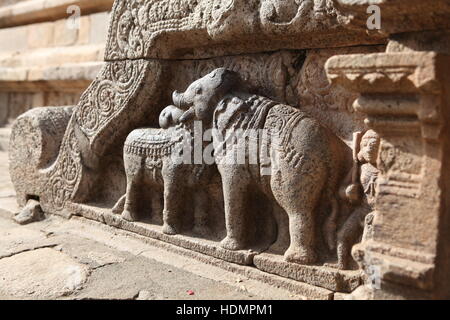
113 105 214 235
173 68 350 265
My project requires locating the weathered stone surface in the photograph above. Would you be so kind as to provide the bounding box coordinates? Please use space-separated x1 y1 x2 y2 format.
0 222 58 259
326 35 450 298
13 198 45 225
5 0 450 300
0 248 90 298
104 0 382 60
335 0 450 36
9 106 74 206
0 192 321 300
253 252 362 292
71 203 257 266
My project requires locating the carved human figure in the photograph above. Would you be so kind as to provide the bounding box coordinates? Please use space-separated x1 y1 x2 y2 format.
173 68 350 264
333 130 380 270
113 105 212 235
260 0 331 32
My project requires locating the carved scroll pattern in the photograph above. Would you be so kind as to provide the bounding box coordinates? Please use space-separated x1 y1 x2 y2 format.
106 0 203 60
42 124 81 210
170 51 303 106
43 59 154 210
76 60 148 140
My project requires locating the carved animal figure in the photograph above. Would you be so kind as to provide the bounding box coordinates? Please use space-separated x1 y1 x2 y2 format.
113 105 212 235
173 68 349 265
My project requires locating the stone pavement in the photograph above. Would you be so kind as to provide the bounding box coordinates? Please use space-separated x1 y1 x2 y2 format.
0 151 301 300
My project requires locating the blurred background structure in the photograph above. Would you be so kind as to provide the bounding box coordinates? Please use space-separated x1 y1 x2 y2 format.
0 0 114 150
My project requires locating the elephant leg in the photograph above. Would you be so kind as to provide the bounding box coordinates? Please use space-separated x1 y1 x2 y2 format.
269 204 290 254
150 191 163 225
162 176 183 235
271 156 325 265
193 190 209 235
283 208 317 265
219 166 249 250
122 175 141 222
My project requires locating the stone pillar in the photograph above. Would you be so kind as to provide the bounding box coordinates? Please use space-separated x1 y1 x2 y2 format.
326 24 450 299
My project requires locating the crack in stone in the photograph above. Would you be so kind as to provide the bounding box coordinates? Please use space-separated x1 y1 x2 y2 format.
0 243 59 260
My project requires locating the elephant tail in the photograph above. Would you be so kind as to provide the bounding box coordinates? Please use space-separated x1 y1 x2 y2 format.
323 191 339 251
112 194 126 215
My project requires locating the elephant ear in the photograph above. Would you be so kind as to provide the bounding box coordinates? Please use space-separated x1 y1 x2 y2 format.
222 70 245 94
208 70 243 109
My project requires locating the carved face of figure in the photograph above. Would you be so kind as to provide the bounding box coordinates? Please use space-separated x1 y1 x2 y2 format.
172 68 240 122
313 0 328 18
357 130 380 166
158 105 184 129
207 0 258 40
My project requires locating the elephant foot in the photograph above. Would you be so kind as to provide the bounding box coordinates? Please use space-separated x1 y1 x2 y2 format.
268 241 288 255
122 210 137 222
162 223 179 235
220 236 244 251
284 246 317 265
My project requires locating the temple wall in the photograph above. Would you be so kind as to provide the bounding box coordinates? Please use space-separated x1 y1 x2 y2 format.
5 0 450 300
0 0 113 132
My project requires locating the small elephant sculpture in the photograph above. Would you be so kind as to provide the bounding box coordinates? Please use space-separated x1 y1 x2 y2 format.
173 68 350 265
113 105 213 235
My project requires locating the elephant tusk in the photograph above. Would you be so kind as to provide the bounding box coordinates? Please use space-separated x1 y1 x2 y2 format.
179 108 196 123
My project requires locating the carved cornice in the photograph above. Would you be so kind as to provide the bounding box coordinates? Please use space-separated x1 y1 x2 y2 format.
326 52 448 140
104 0 383 60
334 0 450 35
326 52 442 94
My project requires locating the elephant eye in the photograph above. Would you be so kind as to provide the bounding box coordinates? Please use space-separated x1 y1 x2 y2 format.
196 87 202 95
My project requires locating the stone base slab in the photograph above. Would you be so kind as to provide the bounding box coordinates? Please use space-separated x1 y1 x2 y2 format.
68 203 257 266
64 202 362 296
64 209 334 300
253 252 362 292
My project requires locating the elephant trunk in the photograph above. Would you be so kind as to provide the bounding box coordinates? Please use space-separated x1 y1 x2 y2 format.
172 91 190 110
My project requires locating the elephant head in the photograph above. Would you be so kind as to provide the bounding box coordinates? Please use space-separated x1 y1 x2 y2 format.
159 105 185 129
172 68 241 123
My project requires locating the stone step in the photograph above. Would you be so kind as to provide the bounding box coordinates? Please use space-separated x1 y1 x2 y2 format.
0 127 11 152
0 0 114 28
253 252 362 293
65 202 362 298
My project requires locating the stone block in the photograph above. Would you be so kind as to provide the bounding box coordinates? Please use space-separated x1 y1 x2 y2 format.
0 24 27 52
53 18 78 47
27 21 54 49
88 11 110 44
76 15 91 46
